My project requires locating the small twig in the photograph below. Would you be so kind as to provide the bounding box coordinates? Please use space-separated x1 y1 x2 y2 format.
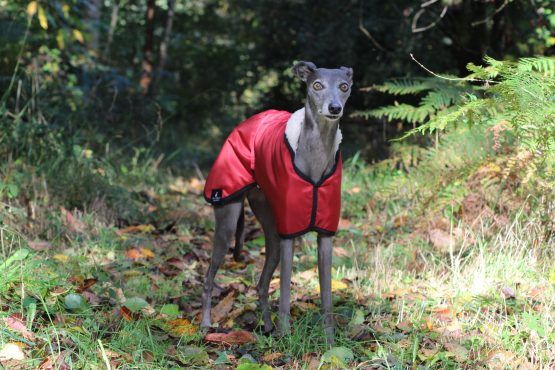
472 0 509 27
411 6 448 33
421 0 440 8
358 0 387 52
409 53 497 84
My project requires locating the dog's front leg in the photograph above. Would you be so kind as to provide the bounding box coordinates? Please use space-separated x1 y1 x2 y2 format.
317 234 334 345
278 238 294 335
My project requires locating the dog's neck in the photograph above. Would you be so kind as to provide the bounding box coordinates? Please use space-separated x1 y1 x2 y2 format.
285 105 342 183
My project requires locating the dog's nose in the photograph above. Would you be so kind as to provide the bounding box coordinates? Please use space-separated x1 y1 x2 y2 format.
328 104 342 115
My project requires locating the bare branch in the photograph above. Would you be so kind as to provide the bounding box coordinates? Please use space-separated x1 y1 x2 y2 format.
412 6 448 33
421 0 440 8
409 53 498 84
358 0 387 52
471 0 509 27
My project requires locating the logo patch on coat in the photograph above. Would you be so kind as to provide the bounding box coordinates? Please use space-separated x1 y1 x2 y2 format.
211 189 223 203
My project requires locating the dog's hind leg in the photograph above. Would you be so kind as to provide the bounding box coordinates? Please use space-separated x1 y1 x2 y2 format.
232 207 245 261
201 199 244 328
247 188 280 332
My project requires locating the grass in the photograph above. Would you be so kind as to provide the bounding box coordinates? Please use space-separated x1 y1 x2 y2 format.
1 126 554 369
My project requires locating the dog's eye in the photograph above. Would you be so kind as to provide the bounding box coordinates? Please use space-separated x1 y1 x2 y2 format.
339 83 349 92
313 82 323 90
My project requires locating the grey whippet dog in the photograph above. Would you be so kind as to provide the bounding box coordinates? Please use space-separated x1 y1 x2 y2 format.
201 61 353 343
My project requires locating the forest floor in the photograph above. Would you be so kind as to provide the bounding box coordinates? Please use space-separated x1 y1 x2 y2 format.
1 127 554 369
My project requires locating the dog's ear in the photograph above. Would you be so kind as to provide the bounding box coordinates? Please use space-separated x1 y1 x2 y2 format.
292 61 317 82
341 66 353 84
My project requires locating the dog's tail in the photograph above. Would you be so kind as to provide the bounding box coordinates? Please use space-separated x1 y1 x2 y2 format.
232 203 245 261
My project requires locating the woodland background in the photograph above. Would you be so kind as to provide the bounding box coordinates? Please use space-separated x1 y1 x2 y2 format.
0 1 554 369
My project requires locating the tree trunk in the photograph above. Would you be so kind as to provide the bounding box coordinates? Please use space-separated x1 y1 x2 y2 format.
152 0 175 95
140 0 156 95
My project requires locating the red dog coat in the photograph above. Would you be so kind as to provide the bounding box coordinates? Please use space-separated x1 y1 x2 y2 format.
204 109 342 238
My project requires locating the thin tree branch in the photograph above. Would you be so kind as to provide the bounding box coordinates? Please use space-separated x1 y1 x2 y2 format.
421 0 440 8
410 53 498 84
358 0 387 52
412 6 448 33
471 0 509 27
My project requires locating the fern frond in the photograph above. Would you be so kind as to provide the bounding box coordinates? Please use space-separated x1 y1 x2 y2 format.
518 57 555 76
371 78 437 95
365 104 435 124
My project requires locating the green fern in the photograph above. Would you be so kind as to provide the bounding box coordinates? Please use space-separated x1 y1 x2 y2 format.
359 56 555 154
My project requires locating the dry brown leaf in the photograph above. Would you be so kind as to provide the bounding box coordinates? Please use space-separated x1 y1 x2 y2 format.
443 342 469 363
338 218 351 230
38 351 70 370
60 207 86 233
125 247 155 260
204 330 256 345
262 352 283 363
120 306 136 321
76 278 98 293
333 246 350 258
211 291 235 323
28 240 53 251
428 228 455 252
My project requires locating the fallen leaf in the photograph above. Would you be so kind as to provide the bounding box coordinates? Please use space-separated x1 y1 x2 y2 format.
444 342 469 362
53 254 69 263
38 351 70 370
204 330 256 345
3 315 35 341
349 186 361 194
429 228 455 252
120 306 136 321
0 343 25 361
261 352 283 363
317 279 348 293
76 278 97 293
60 207 86 233
320 346 354 367
125 247 155 260
166 318 197 336
117 224 155 235
485 350 518 369
28 240 52 251
124 297 149 313
211 291 235 324
338 218 351 230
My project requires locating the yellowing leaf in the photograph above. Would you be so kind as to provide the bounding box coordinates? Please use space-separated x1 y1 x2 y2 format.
37 6 48 29
117 224 155 235
73 29 84 43
317 279 348 293
56 31 65 50
26 1 38 17
62 4 70 18
53 254 69 263
167 318 197 336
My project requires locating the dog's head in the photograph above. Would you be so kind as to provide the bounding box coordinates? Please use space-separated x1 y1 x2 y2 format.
292 61 353 121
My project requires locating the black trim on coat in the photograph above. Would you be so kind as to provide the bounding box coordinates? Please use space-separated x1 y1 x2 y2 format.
204 182 257 206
